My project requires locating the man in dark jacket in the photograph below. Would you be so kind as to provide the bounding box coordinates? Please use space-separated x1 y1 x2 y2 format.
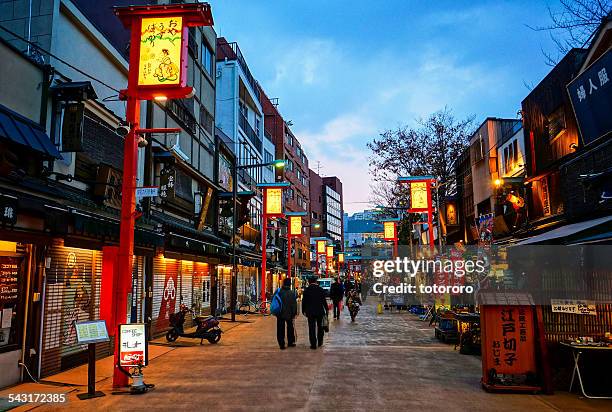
276 277 298 349
302 276 328 349
329 277 344 320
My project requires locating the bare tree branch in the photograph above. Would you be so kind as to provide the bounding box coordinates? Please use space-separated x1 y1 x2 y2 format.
528 0 611 65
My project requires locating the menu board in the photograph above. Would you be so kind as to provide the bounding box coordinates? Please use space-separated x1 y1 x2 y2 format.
0 257 20 305
75 320 110 344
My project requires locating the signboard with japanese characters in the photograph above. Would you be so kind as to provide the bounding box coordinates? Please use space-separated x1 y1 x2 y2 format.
138 17 183 86
0 197 17 225
316 240 326 254
118 323 148 367
264 188 283 215
0 256 20 305
482 305 536 376
446 202 458 226
338 253 344 263
326 245 334 258
409 181 430 212
551 299 597 315
568 49 612 146
289 216 302 236
159 167 176 200
135 186 159 198
383 221 396 240
75 320 109 344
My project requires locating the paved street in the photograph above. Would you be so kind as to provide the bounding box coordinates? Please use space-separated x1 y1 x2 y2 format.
0 300 603 412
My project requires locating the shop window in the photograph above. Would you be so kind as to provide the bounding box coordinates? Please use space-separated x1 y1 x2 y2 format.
0 242 26 351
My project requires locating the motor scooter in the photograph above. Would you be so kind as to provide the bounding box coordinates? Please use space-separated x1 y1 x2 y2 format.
166 304 222 344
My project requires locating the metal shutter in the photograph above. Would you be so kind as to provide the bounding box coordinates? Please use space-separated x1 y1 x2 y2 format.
151 257 179 336
192 262 210 316
179 261 193 310
41 241 106 377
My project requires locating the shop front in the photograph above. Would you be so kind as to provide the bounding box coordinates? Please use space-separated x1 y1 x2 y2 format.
149 217 227 337
0 239 35 389
151 255 213 336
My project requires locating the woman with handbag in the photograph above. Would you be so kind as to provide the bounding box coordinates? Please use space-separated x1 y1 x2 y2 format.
302 276 329 349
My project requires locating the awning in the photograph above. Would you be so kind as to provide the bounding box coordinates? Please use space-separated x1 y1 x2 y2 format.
515 215 612 245
0 104 61 158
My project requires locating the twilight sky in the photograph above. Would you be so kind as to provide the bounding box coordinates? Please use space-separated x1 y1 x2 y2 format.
209 0 563 214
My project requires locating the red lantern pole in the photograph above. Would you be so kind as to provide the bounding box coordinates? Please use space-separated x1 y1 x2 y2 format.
261 190 268 303
427 182 435 249
287 233 292 278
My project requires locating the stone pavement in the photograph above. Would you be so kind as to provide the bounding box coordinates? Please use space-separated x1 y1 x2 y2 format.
2 300 611 412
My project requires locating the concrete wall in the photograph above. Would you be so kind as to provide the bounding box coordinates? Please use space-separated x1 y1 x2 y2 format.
0 0 55 54
0 40 43 122
0 349 22 389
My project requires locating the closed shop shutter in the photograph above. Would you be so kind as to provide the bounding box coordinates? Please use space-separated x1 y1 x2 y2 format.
179 261 193 310
129 256 144 323
216 266 231 313
152 257 179 336
41 241 106 377
192 262 210 316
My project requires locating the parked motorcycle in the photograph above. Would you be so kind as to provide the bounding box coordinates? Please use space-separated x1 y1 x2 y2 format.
166 304 222 344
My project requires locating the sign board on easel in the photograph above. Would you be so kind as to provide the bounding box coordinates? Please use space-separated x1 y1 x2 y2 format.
119 323 148 367
75 320 109 400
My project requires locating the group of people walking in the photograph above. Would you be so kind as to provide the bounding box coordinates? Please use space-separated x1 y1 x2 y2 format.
274 276 362 350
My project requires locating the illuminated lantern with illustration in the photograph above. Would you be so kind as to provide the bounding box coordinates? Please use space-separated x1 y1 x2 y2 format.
286 213 306 278
399 176 436 248
257 182 290 300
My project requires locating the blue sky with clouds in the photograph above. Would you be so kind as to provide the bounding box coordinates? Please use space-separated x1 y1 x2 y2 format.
209 0 562 213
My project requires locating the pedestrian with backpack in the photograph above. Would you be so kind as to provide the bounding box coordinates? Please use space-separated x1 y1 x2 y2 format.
302 276 328 349
272 277 298 349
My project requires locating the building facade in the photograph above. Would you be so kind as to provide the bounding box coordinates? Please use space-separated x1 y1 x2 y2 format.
259 89 310 274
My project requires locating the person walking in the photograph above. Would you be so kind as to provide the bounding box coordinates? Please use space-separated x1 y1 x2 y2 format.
276 278 298 350
329 277 344 320
302 276 328 349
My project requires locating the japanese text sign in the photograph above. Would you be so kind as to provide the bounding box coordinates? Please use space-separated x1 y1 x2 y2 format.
482 305 536 375
139 17 183 86
446 202 458 225
316 240 326 254
326 246 334 258
338 253 344 263
551 299 597 315
289 216 302 236
265 188 283 215
383 221 396 240
119 323 148 367
568 50 611 146
410 181 430 211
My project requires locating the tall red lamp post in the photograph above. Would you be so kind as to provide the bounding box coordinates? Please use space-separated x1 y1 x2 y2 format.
313 238 327 276
326 245 334 277
109 3 213 388
286 212 306 278
398 176 436 248
257 182 289 302
382 219 400 258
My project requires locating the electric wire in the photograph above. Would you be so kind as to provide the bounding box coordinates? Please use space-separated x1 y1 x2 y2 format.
0 24 122 94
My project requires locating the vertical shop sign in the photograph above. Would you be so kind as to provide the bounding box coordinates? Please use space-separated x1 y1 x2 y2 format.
118 323 148 366
484 306 536 375
157 270 177 328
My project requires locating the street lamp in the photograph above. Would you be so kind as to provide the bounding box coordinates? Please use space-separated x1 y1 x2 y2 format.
230 159 286 321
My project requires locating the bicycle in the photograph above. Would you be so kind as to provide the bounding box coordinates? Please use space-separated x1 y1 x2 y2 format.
238 298 271 316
